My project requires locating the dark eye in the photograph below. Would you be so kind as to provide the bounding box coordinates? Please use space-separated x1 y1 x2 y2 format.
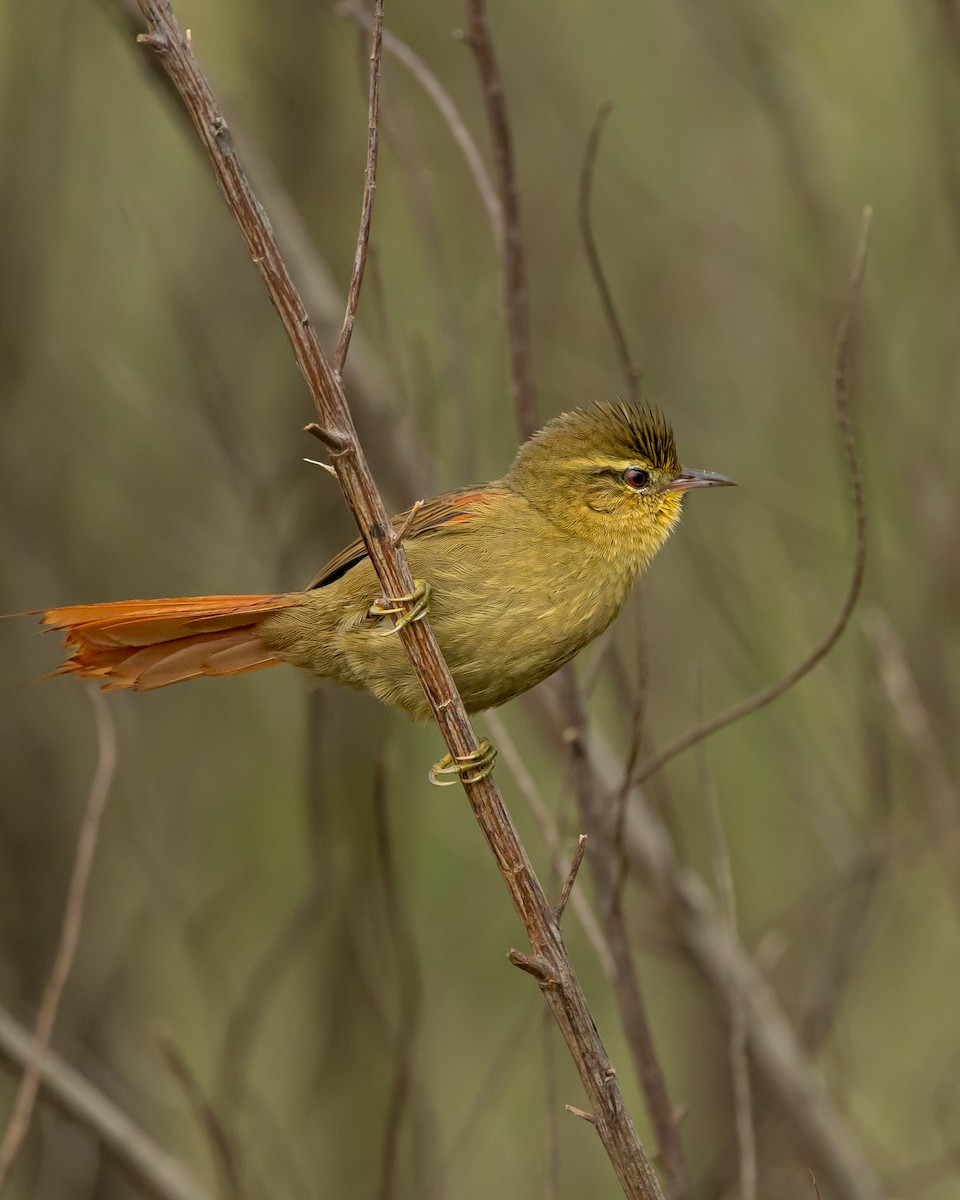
624 467 650 490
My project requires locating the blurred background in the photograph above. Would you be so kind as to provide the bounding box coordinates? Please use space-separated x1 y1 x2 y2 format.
2 1 960 1197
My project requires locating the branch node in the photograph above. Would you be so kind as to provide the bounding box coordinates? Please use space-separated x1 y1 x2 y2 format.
553 834 587 924
136 31 168 51
507 948 552 983
390 498 424 549
304 422 350 454
565 1104 596 1125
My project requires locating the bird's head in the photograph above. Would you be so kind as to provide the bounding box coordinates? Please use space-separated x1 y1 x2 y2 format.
506 401 734 567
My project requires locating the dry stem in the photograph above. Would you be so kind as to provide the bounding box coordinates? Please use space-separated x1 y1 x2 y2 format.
335 0 384 371
464 0 537 439
134 3 661 1195
578 102 642 403
634 206 872 786
0 690 117 1188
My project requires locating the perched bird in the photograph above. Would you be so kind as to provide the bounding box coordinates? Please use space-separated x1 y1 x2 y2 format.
41 403 733 752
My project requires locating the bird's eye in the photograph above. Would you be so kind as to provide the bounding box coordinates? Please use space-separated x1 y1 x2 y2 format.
624 467 650 490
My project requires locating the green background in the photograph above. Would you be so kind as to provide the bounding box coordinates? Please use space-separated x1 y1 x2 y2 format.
2 1 959 1197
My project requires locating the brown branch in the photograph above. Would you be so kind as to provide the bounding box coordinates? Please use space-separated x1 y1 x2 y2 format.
702 759 756 1200
486 711 615 978
0 689 117 1188
0 1006 209 1200
335 0 384 372
555 835 588 924
133 4 661 1195
557 672 690 1200
340 0 503 249
634 206 872 788
578 103 641 403
464 0 537 439
583 722 886 1200
97 0 433 498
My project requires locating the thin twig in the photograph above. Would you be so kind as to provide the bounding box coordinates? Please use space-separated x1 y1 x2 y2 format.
391 497 424 548
555 835 588 923
486 711 615 979
98 0 432 498
0 1006 209 1200
583 721 886 1200
557 671 690 1200
134 5 661 1195
635 206 873 787
340 0 503 250
336 0 384 372
578 102 641 403
156 1025 246 1200
464 0 537 439
701 751 756 1200
0 689 117 1188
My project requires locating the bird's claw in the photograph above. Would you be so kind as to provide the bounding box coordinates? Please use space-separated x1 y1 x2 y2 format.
428 738 498 787
370 579 431 634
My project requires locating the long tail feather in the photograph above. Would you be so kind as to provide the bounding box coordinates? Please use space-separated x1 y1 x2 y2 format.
40 594 302 691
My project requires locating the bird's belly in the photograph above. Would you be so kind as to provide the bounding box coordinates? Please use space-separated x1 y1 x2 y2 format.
278 557 634 719
427 574 629 713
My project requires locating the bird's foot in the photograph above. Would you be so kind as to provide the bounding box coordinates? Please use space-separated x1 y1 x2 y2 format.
429 738 498 787
370 579 432 634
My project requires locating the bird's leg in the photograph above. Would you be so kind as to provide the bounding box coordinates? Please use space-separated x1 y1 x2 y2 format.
428 738 498 787
369 579 432 634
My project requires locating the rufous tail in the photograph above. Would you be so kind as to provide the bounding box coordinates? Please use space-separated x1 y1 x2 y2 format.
40 594 303 691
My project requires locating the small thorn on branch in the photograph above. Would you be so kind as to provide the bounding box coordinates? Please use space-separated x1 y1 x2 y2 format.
565 1104 596 1125
303 457 338 476
554 834 587 924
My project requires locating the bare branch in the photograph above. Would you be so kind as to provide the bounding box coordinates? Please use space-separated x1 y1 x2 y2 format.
0 689 116 1187
464 0 537 439
635 206 873 787
584 721 886 1200
578 103 641 403
555 835 588 924
486 711 615 978
134 4 662 1194
340 0 503 249
335 0 384 372
556 671 690 1200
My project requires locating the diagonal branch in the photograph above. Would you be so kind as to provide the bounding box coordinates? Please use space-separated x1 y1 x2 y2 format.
335 0 384 372
0 1006 209 1200
340 0 503 250
133 3 661 1195
464 0 537 439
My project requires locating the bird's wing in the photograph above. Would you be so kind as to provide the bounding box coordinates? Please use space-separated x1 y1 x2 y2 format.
306 484 500 590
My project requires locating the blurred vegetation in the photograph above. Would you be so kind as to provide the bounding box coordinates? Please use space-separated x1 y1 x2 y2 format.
2 0 960 1197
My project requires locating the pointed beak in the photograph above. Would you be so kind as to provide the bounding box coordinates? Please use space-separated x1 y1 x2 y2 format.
666 468 737 493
